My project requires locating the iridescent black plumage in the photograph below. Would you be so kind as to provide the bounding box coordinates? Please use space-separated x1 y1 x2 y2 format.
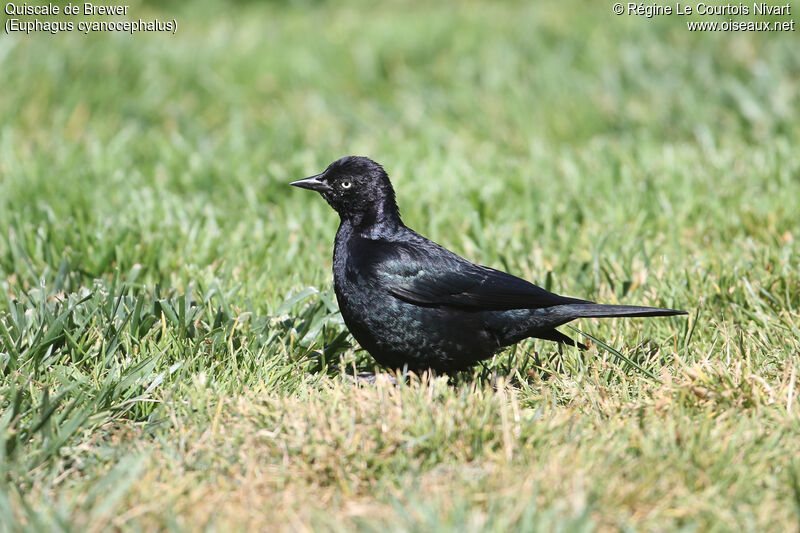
292 156 686 373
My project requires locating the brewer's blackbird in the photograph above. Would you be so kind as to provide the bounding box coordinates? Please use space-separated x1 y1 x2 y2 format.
292 156 686 373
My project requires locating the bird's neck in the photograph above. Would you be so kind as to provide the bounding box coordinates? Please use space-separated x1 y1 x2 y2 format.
341 196 402 234
339 203 403 239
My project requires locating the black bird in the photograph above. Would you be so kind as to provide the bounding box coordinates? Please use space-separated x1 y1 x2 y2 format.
291 156 686 374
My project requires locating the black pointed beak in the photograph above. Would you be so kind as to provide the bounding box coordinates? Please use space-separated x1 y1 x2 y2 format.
291 173 330 193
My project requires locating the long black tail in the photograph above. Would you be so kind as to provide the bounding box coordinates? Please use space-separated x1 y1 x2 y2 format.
537 304 687 349
561 303 687 319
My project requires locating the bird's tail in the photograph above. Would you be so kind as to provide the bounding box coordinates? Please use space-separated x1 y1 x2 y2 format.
558 303 687 319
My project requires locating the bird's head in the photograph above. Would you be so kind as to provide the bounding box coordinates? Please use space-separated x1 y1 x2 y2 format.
291 156 400 226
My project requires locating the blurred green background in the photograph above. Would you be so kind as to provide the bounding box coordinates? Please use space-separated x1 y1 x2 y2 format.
1 0 799 530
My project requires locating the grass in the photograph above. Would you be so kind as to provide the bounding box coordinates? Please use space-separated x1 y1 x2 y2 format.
1 0 799 530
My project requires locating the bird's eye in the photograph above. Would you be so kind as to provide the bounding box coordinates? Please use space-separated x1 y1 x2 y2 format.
341 180 352 189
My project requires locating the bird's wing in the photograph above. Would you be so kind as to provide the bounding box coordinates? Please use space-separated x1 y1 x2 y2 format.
368 239 589 311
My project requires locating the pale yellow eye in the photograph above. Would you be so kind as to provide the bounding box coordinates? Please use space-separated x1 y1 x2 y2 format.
341 180 352 189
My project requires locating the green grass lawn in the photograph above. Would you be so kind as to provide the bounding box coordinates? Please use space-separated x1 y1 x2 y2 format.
1 0 799 530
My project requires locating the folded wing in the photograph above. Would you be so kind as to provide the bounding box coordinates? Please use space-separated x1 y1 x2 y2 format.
369 239 590 311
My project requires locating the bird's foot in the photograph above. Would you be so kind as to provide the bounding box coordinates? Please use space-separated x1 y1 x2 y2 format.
345 372 400 386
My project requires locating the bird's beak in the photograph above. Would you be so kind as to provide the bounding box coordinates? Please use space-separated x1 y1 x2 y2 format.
290 173 330 193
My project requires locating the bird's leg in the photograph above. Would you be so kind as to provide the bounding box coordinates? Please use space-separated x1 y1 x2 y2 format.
528 348 553 381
